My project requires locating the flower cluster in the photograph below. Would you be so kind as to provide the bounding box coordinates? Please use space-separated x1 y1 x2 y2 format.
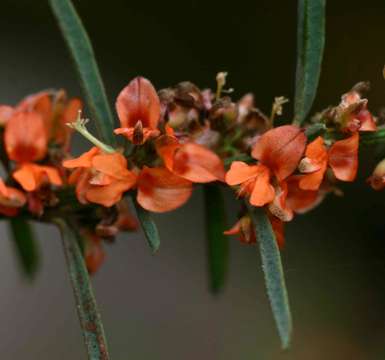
0 75 380 272
0 90 137 273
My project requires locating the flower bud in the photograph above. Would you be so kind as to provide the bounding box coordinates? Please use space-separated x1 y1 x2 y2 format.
368 158 385 190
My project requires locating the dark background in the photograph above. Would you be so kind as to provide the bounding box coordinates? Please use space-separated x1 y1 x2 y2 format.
0 0 385 359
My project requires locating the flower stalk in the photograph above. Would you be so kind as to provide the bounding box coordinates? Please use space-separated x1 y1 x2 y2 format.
67 112 116 154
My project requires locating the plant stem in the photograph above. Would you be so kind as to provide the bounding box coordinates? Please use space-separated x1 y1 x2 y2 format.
56 219 110 360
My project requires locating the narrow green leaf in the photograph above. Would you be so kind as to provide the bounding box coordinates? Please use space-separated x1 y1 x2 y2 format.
133 199 161 253
204 185 229 294
248 206 292 349
49 0 116 145
8 218 39 278
294 0 326 125
55 219 110 360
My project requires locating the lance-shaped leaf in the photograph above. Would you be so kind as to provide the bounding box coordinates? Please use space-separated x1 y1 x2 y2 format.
248 205 292 349
8 218 39 278
133 198 161 253
294 0 326 125
49 0 116 146
56 219 110 360
204 184 229 294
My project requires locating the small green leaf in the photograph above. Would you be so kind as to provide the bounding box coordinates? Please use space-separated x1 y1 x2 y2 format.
204 185 229 294
49 0 116 146
8 218 39 278
248 206 292 349
294 0 326 125
133 199 161 253
55 219 110 360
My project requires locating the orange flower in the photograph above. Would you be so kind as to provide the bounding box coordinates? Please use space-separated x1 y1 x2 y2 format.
224 214 285 249
47 91 82 147
286 175 327 214
4 111 63 191
298 133 359 190
114 77 161 144
156 132 225 183
225 125 306 218
0 178 27 216
14 90 82 146
137 166 192 212
5 111 47 163
337 90 377 132
13 164 62 192
298 136 328 190
328 132 359 182
63 148 137 207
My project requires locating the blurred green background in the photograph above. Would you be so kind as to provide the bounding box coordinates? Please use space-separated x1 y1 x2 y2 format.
0 0 385 359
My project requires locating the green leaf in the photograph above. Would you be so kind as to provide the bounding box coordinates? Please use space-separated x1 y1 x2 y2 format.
8 218 39 278
133 199 161 253
55 219 110 360
294 0 326 125
49 0 116 146
204 185 229 294
248 206 292 349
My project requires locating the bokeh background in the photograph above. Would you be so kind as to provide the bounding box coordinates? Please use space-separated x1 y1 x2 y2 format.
1 0 385 359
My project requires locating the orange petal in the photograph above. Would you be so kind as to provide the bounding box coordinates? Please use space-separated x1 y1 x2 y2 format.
249 164 275 206
39 166 63 187
0 185 26 208
86 179 134 207
328 133 359 181
114 127 160 144
305 136 328 161
62 98 82 124
224 216 256 244
0 105 14 126
251 125 306 180
286 175 325 213
13 164 37 191
155 134 180 170
298 163 327 191
172 143 225 183
0 179 8 197
18 91 53 131
63 147 99 168
5 111 48 163
74 169 92 204
298 137 328 190
225 161 261 186
13 163 62 191
92 152 135 180
18 91 52 113
83 233 105 275
115 77 160 129
137 167 193 212
223 221 242 236
55 97 82 145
